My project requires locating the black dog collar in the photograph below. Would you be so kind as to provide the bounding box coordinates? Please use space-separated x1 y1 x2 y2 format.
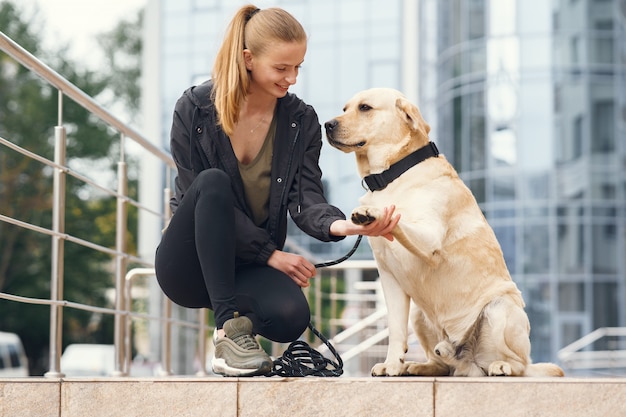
363 141 439 191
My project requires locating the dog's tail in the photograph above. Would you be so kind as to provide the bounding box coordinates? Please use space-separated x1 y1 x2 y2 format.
524 362 565 377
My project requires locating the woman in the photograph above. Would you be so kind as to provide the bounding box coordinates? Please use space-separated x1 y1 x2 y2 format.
155 4 399 377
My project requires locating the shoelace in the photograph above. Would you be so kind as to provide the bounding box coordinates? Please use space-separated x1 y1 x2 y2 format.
231 333 261 351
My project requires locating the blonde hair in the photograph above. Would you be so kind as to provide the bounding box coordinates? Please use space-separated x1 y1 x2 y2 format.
211 5 307 136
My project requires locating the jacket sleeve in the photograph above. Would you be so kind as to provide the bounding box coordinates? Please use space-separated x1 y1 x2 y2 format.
288 107 346 242
234 206 278 264
169 92 198 214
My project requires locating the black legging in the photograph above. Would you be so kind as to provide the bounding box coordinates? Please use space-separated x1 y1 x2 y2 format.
155 169 310 343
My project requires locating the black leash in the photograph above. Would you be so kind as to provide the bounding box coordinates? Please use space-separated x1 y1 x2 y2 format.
265 235 363 377
266 323 344 377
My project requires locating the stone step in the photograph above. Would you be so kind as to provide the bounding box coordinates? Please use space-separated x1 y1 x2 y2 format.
1 377 625 417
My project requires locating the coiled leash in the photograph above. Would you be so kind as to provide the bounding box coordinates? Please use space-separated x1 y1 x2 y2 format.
265 235 363 377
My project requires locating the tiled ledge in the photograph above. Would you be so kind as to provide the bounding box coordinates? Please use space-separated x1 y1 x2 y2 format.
1 377 625 417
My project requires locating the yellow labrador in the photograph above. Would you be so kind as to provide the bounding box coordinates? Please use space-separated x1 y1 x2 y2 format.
325 88 564 377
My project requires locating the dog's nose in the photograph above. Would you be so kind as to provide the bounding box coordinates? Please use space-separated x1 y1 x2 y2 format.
324 119 338 134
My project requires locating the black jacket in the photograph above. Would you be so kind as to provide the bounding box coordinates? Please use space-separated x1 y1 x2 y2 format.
169 80 346 265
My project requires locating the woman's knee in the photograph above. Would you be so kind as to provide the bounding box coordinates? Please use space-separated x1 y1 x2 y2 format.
194 168 230 194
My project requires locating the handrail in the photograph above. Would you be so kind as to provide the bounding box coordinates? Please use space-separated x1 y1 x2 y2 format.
558 327 626 358
0 136 163 218
0 29 180 377
0 31 174 168
557 327 626 375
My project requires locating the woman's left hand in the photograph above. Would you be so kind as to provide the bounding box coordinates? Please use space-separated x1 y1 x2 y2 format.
330 205 400 241
268 249 317 287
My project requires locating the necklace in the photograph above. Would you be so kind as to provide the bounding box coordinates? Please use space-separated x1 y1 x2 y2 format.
250 116 266 133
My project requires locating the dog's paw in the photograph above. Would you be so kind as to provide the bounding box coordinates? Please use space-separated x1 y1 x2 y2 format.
434 340 455 360
351 206 382 226
371 361 405 377
488 361 512 376
404 360 450 376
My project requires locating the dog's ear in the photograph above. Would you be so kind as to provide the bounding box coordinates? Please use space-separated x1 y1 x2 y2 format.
396 97 431 137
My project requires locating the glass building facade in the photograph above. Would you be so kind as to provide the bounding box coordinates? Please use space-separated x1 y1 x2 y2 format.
145 0 625 369
419 0 626 363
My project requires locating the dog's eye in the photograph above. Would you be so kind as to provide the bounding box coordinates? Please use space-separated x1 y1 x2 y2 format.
359 104 372 112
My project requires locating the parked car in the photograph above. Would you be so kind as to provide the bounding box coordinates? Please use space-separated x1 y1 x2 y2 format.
0 331 29 377
60 344 115 376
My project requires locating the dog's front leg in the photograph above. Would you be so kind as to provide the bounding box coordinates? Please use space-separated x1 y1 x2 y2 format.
371 272 410 377
352 206 444 268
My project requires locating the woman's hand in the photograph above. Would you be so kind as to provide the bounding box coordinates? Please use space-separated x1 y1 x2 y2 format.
330 205 400 241
268 250 317 287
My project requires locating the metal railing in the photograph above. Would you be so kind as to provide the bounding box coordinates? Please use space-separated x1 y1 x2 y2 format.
0 30 182 377
558 327 626 376
0 31 391 377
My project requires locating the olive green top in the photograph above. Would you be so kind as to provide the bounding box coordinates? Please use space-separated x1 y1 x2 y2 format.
238 117 277 227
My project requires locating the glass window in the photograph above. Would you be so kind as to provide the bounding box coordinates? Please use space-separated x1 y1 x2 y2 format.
164 0 192 13
469 92 486 171
468 0 485 39
524 281 552 361
557 222 585 274
560 321 583 348
522 173 550 199
370 61 400 89
591 100 615 153
558 282 584 311
523 224 550 273
493 225 516 273
570 35 580 65
593 282 619 331
469 178 486 204
572 115 583 160
339 0 367 23
590 171 616 200
591 223 617 274
593 20 614 65
307 45 339 100
453 96 464 170
493 175 515 201
193 0 218 9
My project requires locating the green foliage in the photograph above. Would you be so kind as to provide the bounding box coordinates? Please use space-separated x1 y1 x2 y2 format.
96 10 143 124
0 1 142 374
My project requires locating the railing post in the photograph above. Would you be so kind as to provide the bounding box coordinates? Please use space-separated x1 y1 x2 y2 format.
113 135 128 376
45 93 66 378
158 297 173 376
196 309 208 376
157 180 174 376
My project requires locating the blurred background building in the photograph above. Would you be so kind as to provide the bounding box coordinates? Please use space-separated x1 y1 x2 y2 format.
140 0 625 372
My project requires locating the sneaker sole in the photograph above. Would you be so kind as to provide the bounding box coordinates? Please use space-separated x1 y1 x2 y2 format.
211 357 272 377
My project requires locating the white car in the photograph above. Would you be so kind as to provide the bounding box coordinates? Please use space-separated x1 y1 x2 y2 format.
0 331 29 377
60 344 115 377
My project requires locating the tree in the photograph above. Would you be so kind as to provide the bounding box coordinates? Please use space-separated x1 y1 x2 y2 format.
0 1 141 375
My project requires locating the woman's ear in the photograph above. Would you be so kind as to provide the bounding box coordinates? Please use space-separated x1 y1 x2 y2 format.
243 49 253 71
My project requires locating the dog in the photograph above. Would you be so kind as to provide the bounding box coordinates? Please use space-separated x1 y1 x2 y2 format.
325 88 564 377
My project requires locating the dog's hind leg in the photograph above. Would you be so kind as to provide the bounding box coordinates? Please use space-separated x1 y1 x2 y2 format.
477 298 531 376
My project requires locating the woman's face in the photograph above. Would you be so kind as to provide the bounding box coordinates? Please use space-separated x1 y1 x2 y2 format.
245 40 307 98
